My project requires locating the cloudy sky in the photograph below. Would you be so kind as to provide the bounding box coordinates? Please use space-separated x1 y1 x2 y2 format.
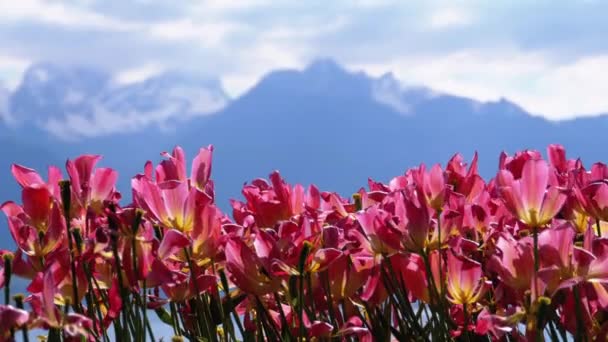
0 0 606 120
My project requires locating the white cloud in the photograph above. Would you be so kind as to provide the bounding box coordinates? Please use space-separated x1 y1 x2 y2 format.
222 41 307 97
114 62 165 85
146 19 246 47
219 16 348 97
427 7 474 30
352 49 608 120
371 75 411 114
0 0 136 30
263 16 350 40
349 0 399 8
188 0 273 14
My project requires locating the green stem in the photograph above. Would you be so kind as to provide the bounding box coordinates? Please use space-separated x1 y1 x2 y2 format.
532 225 540 306
3 254 12 305
183 248 212 339
59 180 82 314
463 303 471 342
421 251 450 339
169 302 181 336
219 269 245 338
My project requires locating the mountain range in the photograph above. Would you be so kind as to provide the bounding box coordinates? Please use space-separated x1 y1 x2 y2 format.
2 58 608 251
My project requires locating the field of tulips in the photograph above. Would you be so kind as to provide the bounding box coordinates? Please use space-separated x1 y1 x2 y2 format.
2 144 608 341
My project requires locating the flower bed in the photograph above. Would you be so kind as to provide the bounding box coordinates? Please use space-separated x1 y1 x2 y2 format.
0 144 606 341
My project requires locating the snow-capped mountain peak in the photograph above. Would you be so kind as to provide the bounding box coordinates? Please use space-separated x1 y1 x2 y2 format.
5 63 229 140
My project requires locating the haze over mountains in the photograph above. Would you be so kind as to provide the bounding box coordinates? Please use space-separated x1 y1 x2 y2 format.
1 59 608 246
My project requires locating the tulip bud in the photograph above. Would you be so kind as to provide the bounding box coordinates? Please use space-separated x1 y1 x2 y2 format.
12 294 28 342
13 294 24 309
353 193 362 211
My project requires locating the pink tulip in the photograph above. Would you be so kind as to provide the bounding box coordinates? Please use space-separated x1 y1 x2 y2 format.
155 145 215 194
574 180 608 222
1 198 65 257
413 163 448 211
446 251 485 305
489 234 535 295
497 159 566 227
356 206 402 254
66 155 119 214
225 238 280 296
11 164 63 200
132 178 206 232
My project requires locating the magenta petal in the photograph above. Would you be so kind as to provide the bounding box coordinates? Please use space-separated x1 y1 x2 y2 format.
520 159 549 214
539 187 567 225
140 180 169 226
0 304 29 331
68 154 102 190
158 229 190 260
90 167 118 203
191 145 213 190
11 164 44 188
159 180 189 228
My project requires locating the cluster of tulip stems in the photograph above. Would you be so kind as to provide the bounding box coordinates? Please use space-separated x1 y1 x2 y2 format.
3 144 608 341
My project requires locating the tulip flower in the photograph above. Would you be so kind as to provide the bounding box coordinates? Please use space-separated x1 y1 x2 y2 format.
574 180 608 223
132 177 204 233
497 159 566 227
28 267 92 339
66 155 119 216
446 251 485 306
489 234 535 296
11 163 63 200
356 206 402 255
1 197 65 257
413 163 448 211
225 238 280 296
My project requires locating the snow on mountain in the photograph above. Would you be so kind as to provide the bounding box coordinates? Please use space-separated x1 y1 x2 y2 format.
6 63 229 140
0 84 9 124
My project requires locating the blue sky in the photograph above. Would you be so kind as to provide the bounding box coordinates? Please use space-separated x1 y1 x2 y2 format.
0 0 607 119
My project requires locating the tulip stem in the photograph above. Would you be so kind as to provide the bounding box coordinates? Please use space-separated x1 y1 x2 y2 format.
597 219 602 237
463 303 471 342
219 269 245 338
169 302 180 336
60 181 83 314
3 254 12 305
184 247 217 340
321 269 339 330
142 281 156 342
532 225 540 307
14 295 29 342
421 251 450 339
573 287 587 342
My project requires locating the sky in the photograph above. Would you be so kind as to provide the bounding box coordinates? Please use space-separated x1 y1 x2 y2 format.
0 0 607 120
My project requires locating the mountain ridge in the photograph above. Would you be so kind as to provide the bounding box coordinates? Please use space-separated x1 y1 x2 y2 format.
1 59 608 240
